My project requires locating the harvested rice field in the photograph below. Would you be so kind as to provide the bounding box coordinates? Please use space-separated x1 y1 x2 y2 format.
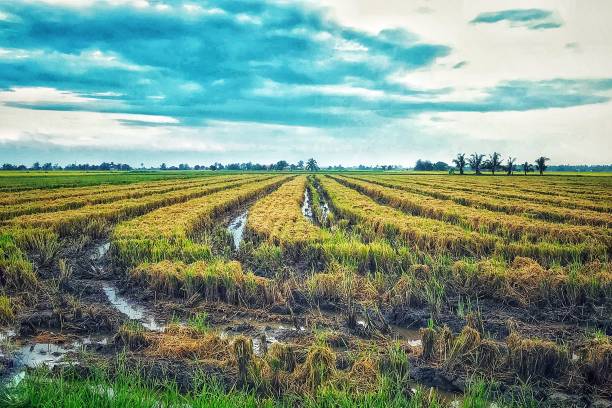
0 171 610 407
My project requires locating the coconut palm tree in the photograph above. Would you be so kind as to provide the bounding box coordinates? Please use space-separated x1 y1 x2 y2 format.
505 157 516 175
535 156 550 175
452 153 466 175
468 153 485 175
305 158 319 172
486 152 502 175
522 161 534 175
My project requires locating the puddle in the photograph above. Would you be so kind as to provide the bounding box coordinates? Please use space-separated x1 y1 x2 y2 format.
15 343 70 369
103 285 164 331
91 242 110 260
391 325 422 347
320 199 330 224
301 189 314 221
221 321 306 356
5 335 110 386
410 384 462 405
228 211 248 250
0 329 16 343
0 330 17 359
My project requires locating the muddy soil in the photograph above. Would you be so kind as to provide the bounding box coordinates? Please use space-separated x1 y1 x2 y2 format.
0 224 610 405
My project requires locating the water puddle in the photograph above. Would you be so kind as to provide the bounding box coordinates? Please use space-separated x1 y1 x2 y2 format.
4 335 109 386
228 211 248 250
222 321 305 356
391 325 422 347
91 242 110 260
15 343 70 369
0 329 16 344
320 199 330 224
102 285 164 331
301 189 314 222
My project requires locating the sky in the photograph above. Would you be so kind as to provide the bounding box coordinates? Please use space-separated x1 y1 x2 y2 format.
0 0 611 167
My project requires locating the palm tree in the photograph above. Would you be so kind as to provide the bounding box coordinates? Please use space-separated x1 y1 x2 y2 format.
505 157 516 175
468 153 485 175
534 156 550 175
452 153 466 175
305 158 319 172
487 152 502 175
522 161 534 175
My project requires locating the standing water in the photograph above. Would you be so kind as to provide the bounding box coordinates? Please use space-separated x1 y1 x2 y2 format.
227 211 248 250
301 190 314 221
319 197 330 225
103 285 164 331
91 242 110 260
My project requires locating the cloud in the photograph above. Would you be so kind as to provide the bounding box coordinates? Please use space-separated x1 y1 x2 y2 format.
0 1 605 127
0 0 453 128
471 8 562 30
0 1 610 166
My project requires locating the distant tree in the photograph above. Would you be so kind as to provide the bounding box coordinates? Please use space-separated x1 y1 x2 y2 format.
289 164 297 171
546 164 612 172
452 153 466 175
433 161 449 171
522 161 534 175
485 152 502 175
505 157 516 175
305 158 319 172
275 160 288 171
414 159 434 171
31 162 41 170
296 160 304 170
42 162 53 171
178 163 191 170
208 164 216 171
468 153 485 175
17 165 27 170
535 156 550 175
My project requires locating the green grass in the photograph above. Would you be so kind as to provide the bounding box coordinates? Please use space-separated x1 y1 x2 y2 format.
0 171 225 191
1 170 609 191
0 365 533 408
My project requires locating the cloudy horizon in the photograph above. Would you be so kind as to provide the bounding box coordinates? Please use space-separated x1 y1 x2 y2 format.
0 0 611 167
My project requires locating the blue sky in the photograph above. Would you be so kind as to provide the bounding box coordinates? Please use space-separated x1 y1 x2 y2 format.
0 0 611 166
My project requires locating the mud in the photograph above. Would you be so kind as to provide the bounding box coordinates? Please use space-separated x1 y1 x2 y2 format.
0 226 610 405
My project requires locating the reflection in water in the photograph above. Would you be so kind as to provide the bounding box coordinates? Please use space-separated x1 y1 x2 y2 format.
103 285 164 331
301 190 314 221
92 242 110 260
228 211 248 250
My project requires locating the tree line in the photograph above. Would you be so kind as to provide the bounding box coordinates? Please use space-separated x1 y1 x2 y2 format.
416 154 553 175
0 158 322 172
1 161 132 171
454 153 549 175
2 157 610 173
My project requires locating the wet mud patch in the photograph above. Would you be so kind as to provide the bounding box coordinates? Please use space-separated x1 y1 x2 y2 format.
227 210 248 250
301 189 314 222
103 284 165 331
